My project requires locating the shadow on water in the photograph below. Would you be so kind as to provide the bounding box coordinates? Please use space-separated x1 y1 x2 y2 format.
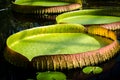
0 0 120 80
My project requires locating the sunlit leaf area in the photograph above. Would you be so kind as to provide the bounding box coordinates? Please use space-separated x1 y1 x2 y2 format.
0 0 120 80
15 0 70 6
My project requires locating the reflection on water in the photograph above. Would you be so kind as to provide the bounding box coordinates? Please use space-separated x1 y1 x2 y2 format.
0 8 41 80
0 0 120 80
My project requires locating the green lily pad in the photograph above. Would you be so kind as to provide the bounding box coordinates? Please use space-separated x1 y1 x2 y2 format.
56 9 120 25
82 66 103 74
57 15 120 25
36 71 66 80
14 0 70 6
93 67 103 74
4 24 120 70
82 66 93 74
6 24 112 61
8 33 112 61
12 0 82 14
6 24 84 61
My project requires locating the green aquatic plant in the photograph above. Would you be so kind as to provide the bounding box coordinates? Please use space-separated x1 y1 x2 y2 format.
56 8 120 37
36 71 66 80
12 0 82 14
82 66 103 74
4 24 120 70
56 8 120 25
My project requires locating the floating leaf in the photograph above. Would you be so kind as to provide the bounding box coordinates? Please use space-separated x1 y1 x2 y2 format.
12 0 82 14
36 71 66 80
92 67 103 74
82 66 103 74
82 66 93 74
56 9 120 25
4 24 120 70
57 15 120 25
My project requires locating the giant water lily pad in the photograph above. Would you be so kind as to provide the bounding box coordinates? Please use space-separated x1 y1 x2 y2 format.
4 24 120 70
15 1 70 6
56 9 120 36
7 33 112 61
57 15 120 25
12 0 82 14
56 9 120 25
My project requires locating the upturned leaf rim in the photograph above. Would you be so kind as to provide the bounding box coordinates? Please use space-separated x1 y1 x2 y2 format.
4 24 120 70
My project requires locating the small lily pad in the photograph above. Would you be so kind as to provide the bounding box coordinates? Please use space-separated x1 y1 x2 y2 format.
82 66 103 74
36 71 66 80
92 67 103 74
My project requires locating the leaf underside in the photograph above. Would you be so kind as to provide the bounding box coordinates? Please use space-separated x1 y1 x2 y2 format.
100 21 120 29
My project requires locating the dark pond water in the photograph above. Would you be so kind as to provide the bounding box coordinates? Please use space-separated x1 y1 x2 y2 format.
0 0 120 80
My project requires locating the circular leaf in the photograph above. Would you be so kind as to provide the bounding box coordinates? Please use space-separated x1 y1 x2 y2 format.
4 24 120 70
57 15 120 25
56 9 120 25
36 71 66 80
82 66 103 74
12 0 82 14
93 67 103 74
82 66 93 74
15 0 70 6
